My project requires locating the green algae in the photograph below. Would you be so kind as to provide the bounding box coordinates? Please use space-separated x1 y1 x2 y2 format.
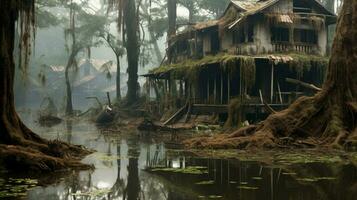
71 188 111 197
208 195 223 199
150 166 208 175
252 177 263 180
297 177 336 182
274 153 344 165
0 178 38 198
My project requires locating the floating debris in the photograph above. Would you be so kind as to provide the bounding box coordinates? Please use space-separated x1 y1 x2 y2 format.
237 186 259 190
195 180 215 185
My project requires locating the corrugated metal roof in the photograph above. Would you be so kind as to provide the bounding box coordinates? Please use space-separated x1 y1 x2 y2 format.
278 14 293 23
231 0 278 14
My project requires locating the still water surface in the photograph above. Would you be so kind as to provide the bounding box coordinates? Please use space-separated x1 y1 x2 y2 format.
1 113 357 200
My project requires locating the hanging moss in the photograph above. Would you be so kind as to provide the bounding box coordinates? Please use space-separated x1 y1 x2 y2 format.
283 53 329 78
240 57 256 92
224 98 243 129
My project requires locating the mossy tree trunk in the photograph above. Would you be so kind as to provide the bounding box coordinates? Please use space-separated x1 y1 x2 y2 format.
124 0 139 104
65 49 78 116
0 1 91 172
186 0 357 149
167 0 177 37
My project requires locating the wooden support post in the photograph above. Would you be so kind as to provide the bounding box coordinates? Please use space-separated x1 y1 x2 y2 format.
277 82 283 104
270 63 274 103
259 89 264 104
207 77 210 103
227 73 230 103
164 79 168 94
192 84 196 104
239 66 242 97
220 71 223 104
214 76 217 104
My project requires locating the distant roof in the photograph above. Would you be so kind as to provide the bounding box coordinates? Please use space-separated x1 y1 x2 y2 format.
49 65 65 72
78 59 116 72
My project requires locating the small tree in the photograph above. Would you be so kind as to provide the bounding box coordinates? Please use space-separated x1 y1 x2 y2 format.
63 1 106 115
100 32 125 101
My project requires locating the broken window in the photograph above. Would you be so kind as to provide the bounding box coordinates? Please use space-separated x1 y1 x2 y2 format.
233 28 245 44
233 23 254 44
293 0 312 13
271 27 289 42
210 31 220 53
294 29 317 44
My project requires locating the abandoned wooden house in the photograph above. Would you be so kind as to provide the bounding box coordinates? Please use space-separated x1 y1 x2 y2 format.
144 0 337 125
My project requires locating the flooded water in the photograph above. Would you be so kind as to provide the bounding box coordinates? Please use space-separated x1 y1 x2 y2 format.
1 113 357 200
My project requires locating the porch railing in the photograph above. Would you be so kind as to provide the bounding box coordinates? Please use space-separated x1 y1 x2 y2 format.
272 42 316 54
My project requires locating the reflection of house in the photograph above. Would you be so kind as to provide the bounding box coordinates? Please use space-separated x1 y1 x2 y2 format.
145 0 336 123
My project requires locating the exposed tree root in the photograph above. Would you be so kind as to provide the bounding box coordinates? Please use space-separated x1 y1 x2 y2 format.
0 144 92 172
0 116 93 172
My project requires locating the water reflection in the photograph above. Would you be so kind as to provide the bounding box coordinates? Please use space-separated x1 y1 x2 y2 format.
10 114 357 200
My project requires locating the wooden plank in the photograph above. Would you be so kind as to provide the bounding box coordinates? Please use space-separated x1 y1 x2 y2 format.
163 103 188 125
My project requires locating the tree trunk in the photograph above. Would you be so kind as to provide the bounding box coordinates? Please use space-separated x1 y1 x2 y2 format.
116 54 121 100
326 0 336 54
125 0 139 104
65 51 76 116
167 0 177 37
186 0 357 149
140 3 163 64
0 1 91 172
